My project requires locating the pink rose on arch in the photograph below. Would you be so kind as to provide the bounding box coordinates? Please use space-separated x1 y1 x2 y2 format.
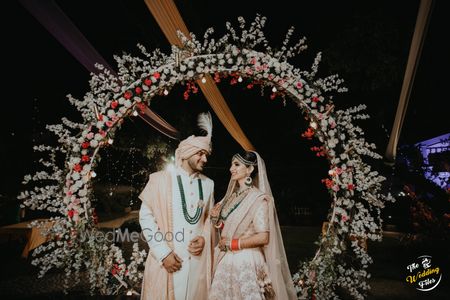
153 72 161 79
99 130 107 137
332 185 340 192
106 121 114 128
86 132 94 140
296 82 303 89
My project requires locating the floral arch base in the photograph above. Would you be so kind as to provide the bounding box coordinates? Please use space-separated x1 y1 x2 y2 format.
20 15 393 298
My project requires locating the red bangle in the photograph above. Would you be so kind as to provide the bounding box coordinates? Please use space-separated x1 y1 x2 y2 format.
214 220 224 230
231 239 240 251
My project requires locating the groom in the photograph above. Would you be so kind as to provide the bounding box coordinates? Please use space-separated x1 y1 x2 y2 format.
139 112 214 300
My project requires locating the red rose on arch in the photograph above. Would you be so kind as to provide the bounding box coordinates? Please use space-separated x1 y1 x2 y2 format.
135 87 143 95
81 141 90 149
81 155 90 162
301 128 315 139
144 77 152 86
73 164 82 172
124 90 133 99
110 100 118 109
153 72 160 79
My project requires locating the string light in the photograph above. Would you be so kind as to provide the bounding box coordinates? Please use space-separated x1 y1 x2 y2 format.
201 76 207 83
132 110 139 117
238 76 243 82
108 138 114 145
163 89 169 95
310 121 318 129
90 171 97 178
272 86 277 93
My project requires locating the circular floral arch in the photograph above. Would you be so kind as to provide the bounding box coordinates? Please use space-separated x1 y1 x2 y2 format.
20 16 393 298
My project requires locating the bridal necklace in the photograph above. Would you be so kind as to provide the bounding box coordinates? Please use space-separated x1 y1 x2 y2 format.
219 187 252 221
177 175 204 225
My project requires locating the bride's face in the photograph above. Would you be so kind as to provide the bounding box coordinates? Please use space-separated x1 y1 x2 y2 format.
230 158 249 181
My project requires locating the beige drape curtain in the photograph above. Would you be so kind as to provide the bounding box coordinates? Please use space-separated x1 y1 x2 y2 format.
145 0 255 151
385 0 433 162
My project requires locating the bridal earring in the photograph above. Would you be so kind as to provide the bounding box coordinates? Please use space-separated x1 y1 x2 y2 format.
245 176 252 186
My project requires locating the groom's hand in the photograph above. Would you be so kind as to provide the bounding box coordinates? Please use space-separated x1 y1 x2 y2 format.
162 252 182 273
188 236 205 256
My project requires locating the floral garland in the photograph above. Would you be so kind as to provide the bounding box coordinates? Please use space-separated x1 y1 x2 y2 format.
19 15 393 298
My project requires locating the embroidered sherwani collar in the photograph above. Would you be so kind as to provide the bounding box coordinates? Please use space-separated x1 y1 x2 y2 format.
176 166 200 179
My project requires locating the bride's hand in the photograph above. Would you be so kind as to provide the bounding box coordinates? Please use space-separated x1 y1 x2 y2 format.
210 202 221 219
218 237 229 251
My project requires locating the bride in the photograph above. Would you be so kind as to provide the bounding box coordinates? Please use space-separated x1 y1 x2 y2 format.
209 151 296 300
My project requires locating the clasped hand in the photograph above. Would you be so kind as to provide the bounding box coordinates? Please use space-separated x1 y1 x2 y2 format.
188 236 205 256
210 202 221 221
218 237 230 252
162 252 183 273
161 236 205 273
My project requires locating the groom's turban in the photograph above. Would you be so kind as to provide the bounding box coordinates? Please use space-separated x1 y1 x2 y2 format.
174 112 212 167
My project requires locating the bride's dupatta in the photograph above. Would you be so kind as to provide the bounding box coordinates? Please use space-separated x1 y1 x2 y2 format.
213 152 297 300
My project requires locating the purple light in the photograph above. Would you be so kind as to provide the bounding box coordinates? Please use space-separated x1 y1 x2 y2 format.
415 133 450 189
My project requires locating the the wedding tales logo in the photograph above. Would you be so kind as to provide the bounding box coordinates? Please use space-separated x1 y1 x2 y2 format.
405 255 442 291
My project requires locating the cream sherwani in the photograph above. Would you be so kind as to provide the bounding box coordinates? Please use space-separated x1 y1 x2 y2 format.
139 167 214 300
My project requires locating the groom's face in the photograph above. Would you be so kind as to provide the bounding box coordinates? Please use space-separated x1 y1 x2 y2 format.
187 150 209 172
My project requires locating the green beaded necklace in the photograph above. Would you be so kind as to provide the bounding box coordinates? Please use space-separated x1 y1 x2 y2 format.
219 187 251 221
176 175 204 224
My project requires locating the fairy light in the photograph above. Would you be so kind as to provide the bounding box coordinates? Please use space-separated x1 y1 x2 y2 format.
132 110 138 117
163 89 169 95
237 76 243 82
201 76 207 83
272 86 277 93
108 138 114 145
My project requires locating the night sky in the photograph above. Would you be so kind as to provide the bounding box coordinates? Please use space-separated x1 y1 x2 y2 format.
2 1 449 218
